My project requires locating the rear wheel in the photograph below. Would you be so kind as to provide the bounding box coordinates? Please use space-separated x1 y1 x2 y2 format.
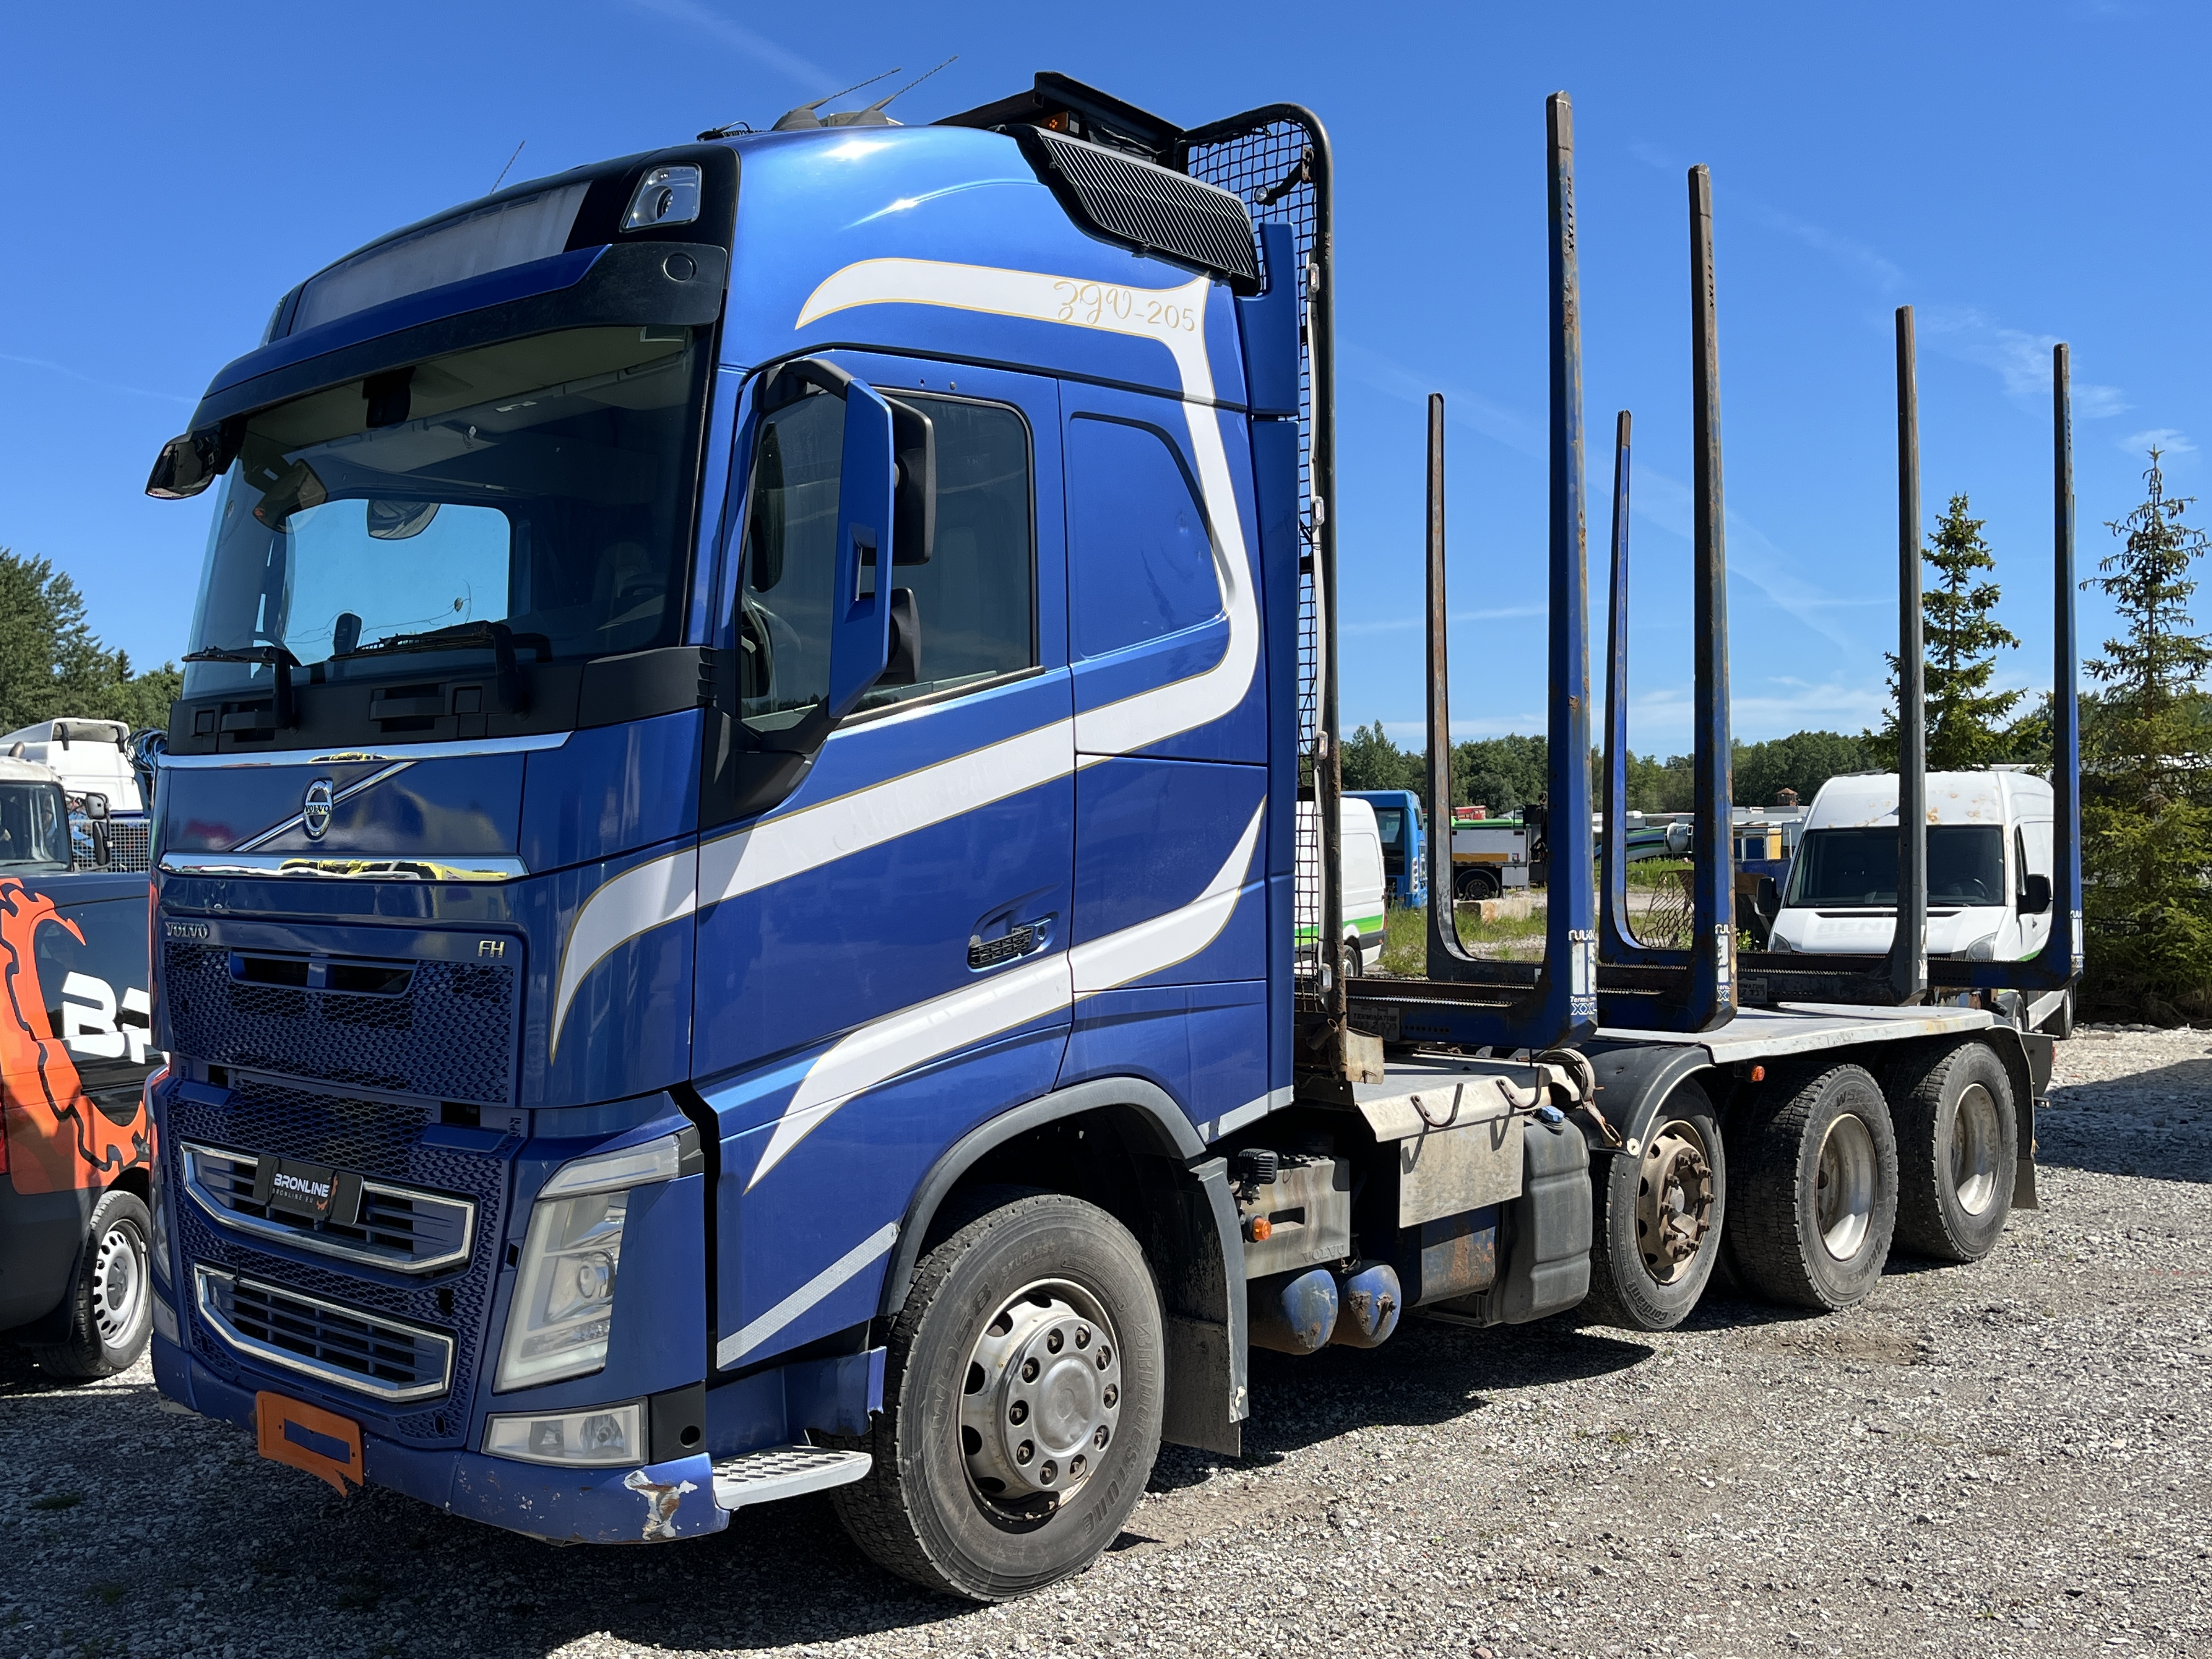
831 1193 1163 1601
1887 1040 2017 1262
31 1189 153 1380
1732 1065 1898 1311
1583 1082 1726 1331
1455 866 1502 902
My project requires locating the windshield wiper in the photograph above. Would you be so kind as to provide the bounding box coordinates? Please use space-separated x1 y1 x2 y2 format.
182 644 298 729
336 622 546 714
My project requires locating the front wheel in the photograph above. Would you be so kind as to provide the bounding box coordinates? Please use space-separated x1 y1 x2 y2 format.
831 1192 1164 1601
1582 1082 1726 1331
1455 866 1502 902
31 1188 153 1380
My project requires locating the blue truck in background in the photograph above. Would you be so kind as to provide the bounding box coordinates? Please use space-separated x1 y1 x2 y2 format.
138 74 2081 1601
1347 788 1425 909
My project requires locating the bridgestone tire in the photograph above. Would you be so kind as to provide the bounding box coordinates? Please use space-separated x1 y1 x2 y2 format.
1886 1039 2017 1263
831 1193 1164 1601
1582 1082 1726 1332
31 1189 153 1380
1732 1065 1898 1311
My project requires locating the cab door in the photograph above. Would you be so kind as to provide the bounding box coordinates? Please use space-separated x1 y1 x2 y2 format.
693 356 1073 1372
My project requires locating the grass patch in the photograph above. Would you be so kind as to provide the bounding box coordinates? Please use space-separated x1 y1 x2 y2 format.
1626 856 1692 889
1380 901 1548 973
89 1584 126 1607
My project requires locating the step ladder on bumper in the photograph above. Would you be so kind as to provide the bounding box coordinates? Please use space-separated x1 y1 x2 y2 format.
712 1444 872 1511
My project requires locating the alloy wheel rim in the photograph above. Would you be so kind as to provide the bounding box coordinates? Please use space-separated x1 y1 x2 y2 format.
959 1278 1121 1511
1814 1114 1877 1261
93 1221 146 1348
1952 1083 2001 1216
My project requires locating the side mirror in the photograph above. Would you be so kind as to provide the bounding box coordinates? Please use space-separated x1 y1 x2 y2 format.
83 792 109 822
879 588 922 686
80 793 111 867
753 356 896 729
885 398 936 566
1754 874 1780 919
2021 872 2052 916
145 422 239 500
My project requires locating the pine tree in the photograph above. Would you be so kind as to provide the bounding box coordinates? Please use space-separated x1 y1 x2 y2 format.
2080 451 2212 1018
0 549 180 733
1867 494 2022 770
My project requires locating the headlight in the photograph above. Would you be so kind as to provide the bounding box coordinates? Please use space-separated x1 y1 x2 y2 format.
483 1401 645 1466
1966 933 1999 961
1765 932 1793 953
494 1132 687 1391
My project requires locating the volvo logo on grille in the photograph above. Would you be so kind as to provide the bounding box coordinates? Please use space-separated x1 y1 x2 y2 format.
302 777 335 840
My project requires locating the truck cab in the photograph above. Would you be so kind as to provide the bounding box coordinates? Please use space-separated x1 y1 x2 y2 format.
1768 770 2055 964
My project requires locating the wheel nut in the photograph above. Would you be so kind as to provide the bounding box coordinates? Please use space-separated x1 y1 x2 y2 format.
1022 1357 1040 1382
1016 1441 1035 1465
1096 1346 1112 1369
1009 1400 1028 1425
1047 1329 1064 1353
1102 1384 1118 1408
1069 1454 1087 1478
1093 1424 1110 1448
1075 1327 1091 1349
1039 1459 1058 1485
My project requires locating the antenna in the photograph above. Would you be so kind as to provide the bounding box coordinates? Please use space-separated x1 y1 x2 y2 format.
489 139 526 195
765 66 902 133
825 55 957 127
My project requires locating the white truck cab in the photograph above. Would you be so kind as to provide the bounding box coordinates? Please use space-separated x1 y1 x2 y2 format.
1769 769 2055 963
0 719 141 813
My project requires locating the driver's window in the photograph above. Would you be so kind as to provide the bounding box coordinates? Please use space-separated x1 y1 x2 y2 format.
738 390 844 733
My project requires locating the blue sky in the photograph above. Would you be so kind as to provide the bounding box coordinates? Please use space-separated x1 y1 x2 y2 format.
2 1 2197 750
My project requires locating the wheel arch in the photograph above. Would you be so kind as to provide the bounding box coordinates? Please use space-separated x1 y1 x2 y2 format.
1579 1041 1725 1153
881 1076 1246 1458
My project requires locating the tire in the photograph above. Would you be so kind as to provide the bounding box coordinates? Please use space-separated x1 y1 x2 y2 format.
1582 1082 1726 1331
1455 867 1501 902
1344 934 1368 979
2041 988 2075 1039
30 1189 153 1380
1886 1039 2017 1263
1731 1065 1898 1311
831 1192 1164 1601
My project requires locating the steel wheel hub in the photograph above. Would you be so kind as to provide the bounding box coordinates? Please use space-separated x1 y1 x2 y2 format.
1815 1113 1877 1261
93 1221 144 1347
1635 1119 1714 1284
1952 1082 2001 1215
960 1280 1121 1505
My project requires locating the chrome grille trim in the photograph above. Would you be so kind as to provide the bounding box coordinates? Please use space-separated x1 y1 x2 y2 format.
193 1265 454 1404
181 1142 476 1275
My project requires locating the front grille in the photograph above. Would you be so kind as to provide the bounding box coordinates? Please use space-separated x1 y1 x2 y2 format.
74 817 151 872
169 1079 507 1440
182 1143 475 1274
195 1266 453 1403
163 943 518 1104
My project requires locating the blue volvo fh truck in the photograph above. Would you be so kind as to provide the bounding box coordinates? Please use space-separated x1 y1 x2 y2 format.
140 76 2079 1599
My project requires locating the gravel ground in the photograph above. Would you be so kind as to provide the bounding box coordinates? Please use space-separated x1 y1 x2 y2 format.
5 1024 2208 1659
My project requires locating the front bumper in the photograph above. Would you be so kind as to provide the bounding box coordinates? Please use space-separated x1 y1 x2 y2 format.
157 1335 726 1543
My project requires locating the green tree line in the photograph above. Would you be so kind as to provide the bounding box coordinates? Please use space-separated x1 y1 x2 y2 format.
0 550 180 733
1341 723 1880 817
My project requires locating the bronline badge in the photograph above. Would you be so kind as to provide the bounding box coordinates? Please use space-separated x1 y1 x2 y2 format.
302 777 335 840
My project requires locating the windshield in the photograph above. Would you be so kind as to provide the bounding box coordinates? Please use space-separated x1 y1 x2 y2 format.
183 326 709 696
0 781 71 873
1785 825 2006 909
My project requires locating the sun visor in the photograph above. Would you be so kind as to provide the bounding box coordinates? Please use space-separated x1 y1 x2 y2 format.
293 183 592 335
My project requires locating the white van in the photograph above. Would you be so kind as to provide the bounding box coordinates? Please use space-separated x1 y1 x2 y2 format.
1768 770 2054 964
1297 797 1389 977
1 719 142 813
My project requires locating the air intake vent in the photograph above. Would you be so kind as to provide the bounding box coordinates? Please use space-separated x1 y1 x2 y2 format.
1018 128 1260 294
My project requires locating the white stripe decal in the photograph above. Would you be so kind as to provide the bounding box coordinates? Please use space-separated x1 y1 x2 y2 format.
716 1221 899 1368
550 849 699 1056
745 800 1265 1192
550 255 1261 1054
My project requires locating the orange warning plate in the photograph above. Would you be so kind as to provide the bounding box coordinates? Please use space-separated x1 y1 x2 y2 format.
255 1391 363 1494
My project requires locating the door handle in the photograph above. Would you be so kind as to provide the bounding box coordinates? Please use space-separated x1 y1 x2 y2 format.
968 914 1055 971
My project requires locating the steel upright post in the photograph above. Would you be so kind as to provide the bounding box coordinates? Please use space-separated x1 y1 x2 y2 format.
1890 307 1928 1004
1687 165 1735 1028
